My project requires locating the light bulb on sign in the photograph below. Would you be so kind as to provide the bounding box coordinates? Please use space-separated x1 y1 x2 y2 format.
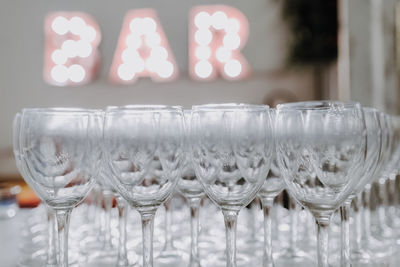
61 40 78 58
211 11 228 30
68 64 86 83
194 29 212 46
194 11 211 29
157 61 174 78
121 49 141 63
142 17 157 33
223 33 241 50
51 49 67 65
118 63 136 81
224 59 242 78
80 26 97 42
69 16 86 35
76 40 92 58
195 60 213 79
129 18 144 35
51 65 69 83
51 16 69 35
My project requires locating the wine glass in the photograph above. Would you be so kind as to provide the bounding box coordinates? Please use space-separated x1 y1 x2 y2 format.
191 104 273 267
347 108 382 265
275 101 366 267
88 165 140 267
13 112 58 267
102 105 184 267
17 108 103 267
386 115 400 228
86 176 117 266
256 110 286 267
257 155 285 267
336 107 382 266
177 110 206 267
361 112 396 264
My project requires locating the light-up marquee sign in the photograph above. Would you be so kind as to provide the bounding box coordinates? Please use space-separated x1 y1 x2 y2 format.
44 12 101 86
109 9 178 83
44 5 249 86
189 5 249 81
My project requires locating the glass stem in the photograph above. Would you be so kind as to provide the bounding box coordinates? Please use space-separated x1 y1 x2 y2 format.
188 197 201 267
55 209 72 267
163 199 174 250
315 214 332 267
353 193 363 253
93 187 103 233
139 208 157 267
46 208 58 267
103 190 114 249
362 186 372 245
340 199 351 267
289 198 299 255
116 196 129 267
222 209 239 267
377 180 388 231
249 200 258 240
261 197 275 267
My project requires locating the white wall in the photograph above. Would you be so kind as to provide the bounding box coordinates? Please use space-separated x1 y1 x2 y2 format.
0 0 315 160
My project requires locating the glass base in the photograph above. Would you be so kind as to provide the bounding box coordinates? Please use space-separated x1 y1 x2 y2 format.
154 248 188 267
203 251 251 267
274 247 315 267
86 249 118 266
349 246 373 265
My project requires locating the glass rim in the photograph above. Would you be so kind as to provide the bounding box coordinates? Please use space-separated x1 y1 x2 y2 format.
22 107 102 115
363 107 379 113
276 101 360 111
105 105 183 114
192 103 269 112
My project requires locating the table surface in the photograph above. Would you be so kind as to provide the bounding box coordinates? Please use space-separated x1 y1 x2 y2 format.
0 210 25 267
2 208 400 267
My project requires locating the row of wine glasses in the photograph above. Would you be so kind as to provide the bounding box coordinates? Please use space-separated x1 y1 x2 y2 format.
12 102 400 267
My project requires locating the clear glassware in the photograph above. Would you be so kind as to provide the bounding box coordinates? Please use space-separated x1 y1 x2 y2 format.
373 113 395 240
387 116 400 226
176 110 206 267
88 161 140 267
237 198 263 263
336 107 382 267
252 108 285 267
274 194 314 266
361 112 396 264
115 194 139 267
86 170 118 266
13 112 58 267
103 105 184 267
155 198 186 267
275 101 366 267
257 155 285 267
15 108 103 267
191 104 273 267
78 183 105 261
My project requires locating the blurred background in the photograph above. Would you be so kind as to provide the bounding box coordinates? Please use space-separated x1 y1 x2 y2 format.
0 0 399 205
